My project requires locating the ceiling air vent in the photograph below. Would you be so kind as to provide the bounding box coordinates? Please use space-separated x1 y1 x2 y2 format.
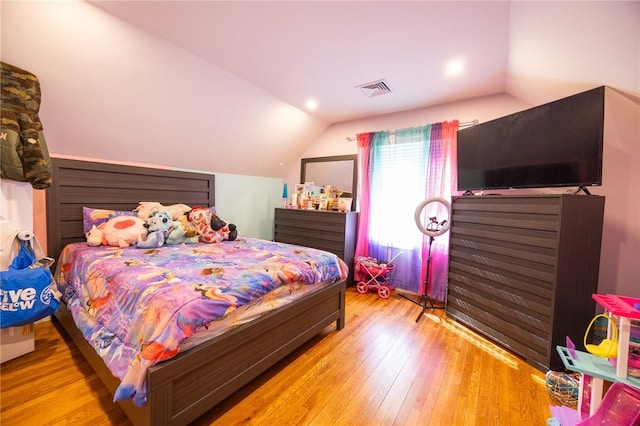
356 79 393 97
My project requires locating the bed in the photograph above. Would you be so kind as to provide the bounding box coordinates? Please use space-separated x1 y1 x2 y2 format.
46 158 347 426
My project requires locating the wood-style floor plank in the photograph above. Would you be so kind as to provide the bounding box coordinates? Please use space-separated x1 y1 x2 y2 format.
1 288 555 425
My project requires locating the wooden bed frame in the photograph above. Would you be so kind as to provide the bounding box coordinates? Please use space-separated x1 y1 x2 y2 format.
45 158 346 425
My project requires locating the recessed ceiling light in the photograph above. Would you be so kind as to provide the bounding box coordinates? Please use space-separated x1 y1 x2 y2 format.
305 99 318 110
446 59 465 76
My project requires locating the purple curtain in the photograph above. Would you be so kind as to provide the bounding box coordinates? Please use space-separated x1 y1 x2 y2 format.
355 121 459 300
421 121 459 300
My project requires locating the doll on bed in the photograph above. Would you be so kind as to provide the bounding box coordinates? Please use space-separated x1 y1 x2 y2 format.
187 206 238 243
134 210 174 248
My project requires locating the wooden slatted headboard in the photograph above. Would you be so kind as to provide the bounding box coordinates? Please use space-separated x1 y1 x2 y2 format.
45 158 215 262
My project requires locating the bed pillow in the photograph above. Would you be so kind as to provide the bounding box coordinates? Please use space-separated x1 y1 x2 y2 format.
82 207 136 234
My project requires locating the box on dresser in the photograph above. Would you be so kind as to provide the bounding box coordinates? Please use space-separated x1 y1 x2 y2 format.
274 208 357 284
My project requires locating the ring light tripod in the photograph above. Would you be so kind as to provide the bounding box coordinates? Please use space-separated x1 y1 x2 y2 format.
399 197 451 323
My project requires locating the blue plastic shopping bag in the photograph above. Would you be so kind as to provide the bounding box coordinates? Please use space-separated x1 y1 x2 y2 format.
0 238 59 328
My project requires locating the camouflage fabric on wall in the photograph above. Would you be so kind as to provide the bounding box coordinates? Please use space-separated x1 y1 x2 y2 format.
1 61 52 189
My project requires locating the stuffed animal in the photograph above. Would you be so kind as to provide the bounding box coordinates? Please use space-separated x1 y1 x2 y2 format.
86 224 104 247
211 215 238 242
135 210 174 248
187 206 238 243
134 202 192 221
165 216 200 245
91 215 148 248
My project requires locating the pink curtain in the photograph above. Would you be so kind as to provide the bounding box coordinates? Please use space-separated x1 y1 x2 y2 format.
420 120 459 300
354 132 372 259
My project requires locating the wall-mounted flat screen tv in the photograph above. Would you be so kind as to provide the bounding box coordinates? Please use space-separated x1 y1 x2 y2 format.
456 86 604 192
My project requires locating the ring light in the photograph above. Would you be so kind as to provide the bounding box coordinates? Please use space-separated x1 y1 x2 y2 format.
400 196 452 322
414 197 451 237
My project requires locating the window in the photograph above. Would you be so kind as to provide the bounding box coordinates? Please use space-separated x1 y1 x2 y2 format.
369 138 428 250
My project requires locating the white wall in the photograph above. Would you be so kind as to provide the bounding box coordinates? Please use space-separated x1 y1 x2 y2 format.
0 1 327 179
598 88 640 297
205 172 282 240
507 1 640 104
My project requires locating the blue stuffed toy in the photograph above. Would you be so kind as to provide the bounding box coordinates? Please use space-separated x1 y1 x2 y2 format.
134 209 173 248
166 216 200 245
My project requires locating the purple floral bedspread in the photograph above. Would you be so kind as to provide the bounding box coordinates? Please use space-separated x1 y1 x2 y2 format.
54 237 347 407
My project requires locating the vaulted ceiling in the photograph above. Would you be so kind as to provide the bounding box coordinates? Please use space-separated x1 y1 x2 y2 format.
89 1 512 123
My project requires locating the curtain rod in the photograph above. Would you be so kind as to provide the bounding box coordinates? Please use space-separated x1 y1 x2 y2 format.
345 119 479 142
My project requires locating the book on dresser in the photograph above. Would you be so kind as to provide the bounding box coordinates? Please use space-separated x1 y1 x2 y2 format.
274 208 358 284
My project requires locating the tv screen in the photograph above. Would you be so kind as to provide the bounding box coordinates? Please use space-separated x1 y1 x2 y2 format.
456 86 604 192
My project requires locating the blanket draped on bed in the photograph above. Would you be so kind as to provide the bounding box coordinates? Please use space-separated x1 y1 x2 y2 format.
55 237 348 407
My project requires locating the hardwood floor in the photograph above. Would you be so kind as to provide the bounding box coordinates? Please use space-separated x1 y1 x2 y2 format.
1 287 556 425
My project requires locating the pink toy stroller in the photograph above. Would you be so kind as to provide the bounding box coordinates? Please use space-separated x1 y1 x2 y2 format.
354 253 402 299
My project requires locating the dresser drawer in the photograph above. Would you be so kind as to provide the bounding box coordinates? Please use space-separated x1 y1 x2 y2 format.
274 208 358 283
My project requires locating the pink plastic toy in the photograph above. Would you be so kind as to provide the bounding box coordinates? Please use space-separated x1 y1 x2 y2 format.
576 382 640 425
354 253 401 299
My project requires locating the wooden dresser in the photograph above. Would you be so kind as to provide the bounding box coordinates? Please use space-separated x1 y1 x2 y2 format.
274 208 357 283
446 194 605 371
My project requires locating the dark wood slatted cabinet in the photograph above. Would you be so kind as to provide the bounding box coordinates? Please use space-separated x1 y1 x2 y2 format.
274 208 358 283
446 194 605 371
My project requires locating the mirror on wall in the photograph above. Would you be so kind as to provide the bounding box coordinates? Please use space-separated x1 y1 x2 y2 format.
300 154 357 211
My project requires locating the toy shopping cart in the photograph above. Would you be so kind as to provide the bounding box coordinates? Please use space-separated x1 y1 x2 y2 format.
354 252 402 299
